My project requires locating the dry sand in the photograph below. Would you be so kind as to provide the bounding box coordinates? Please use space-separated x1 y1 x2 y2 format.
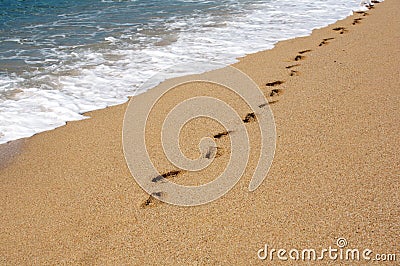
0 0 399 264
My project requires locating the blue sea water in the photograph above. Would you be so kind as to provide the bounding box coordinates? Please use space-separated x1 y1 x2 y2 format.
0 0 362 143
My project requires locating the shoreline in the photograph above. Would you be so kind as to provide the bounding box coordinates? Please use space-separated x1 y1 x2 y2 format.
1 1 399 264
0 3 367 159
0 139 24 169
0 2 362 147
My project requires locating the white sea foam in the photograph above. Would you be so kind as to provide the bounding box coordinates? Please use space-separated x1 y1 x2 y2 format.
0 0 374 144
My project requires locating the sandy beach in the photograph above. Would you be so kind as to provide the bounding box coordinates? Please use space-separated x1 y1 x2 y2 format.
1 0 399 264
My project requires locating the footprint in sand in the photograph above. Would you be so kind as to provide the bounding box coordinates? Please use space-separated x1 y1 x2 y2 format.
264 80 285 104
213 130 233 139
205 146 224 159
355 11 369 16
319 37 335 47
285 63 300 76
269 88 284 97
266 80 284 86
292 50 311 62
352 18 363 25
204 146 217 159
142 170 184 208
332 27 347 34
243 112 257 123
140 192 165 208
266 88 284 104
260 98 280 105
151 170 181 183
294 55 305 61
286 64 300 69
298 49 312 54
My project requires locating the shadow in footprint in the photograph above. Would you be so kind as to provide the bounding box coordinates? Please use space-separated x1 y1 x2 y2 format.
333 27 347 34
266 80 284 86
319 37 334 46
152 170 181 183
205 146 224 158
352 18 362 25
215 147 224 157
286 64 300 69
268 100 280 105
243 113 256 123
289 70 299 76
355 11 369 16
141 192 165 208
259 99 279 107
214 130 233 139
270 88 284 97
205 146 217 159
298 49 312 54
294 55 304 61
333 27 345 31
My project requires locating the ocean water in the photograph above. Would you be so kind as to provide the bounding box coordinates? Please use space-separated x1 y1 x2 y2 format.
0 0 364 144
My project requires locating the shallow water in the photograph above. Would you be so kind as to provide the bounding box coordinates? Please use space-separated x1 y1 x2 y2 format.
0 0 362 144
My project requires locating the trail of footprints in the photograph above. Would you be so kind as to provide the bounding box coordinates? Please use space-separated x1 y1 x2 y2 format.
143 32 299 207
140 9 374 209
140 110 260 208
259 8 373 110
264 9 371 98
